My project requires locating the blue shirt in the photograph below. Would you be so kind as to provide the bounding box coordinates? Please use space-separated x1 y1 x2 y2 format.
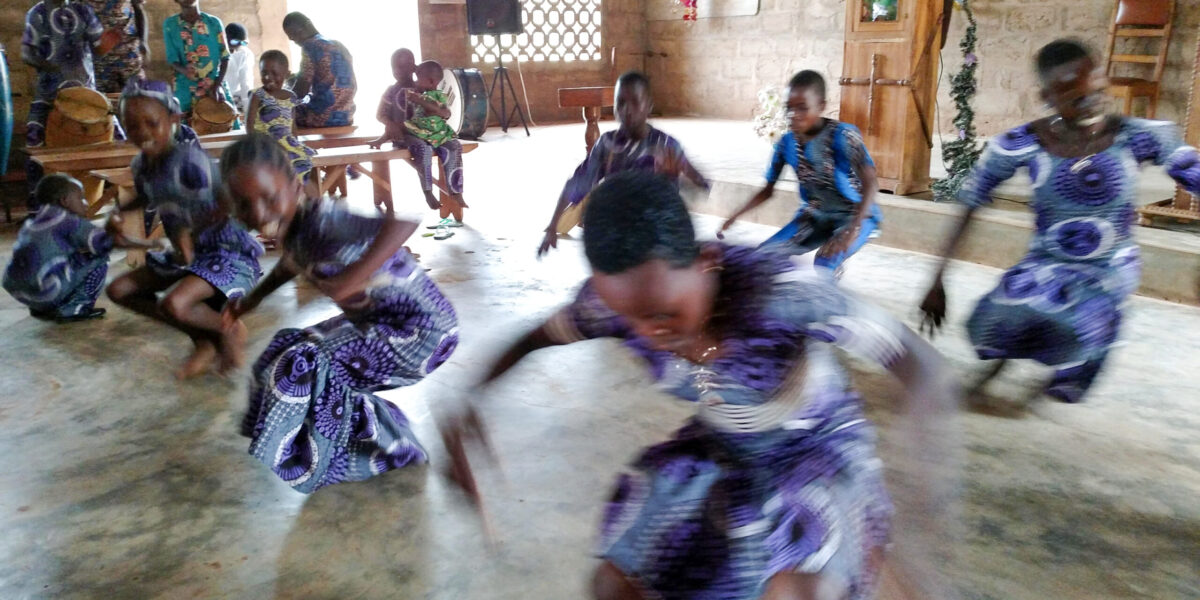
766 120 882 221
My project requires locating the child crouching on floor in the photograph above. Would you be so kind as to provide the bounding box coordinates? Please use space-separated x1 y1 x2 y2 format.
3 174 161 322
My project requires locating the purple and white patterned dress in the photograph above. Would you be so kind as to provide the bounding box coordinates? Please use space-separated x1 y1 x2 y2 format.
133 125 262 301
22 1 105 148
561 125 707 208
242 198 459 493
544 245 902 599
2 204 112 318
959 118 1200 402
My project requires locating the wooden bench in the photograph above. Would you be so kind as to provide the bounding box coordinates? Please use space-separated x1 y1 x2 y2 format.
62 135 478 224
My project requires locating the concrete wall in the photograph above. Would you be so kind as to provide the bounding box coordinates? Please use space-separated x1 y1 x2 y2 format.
645 0 1200 136
418 0 646 125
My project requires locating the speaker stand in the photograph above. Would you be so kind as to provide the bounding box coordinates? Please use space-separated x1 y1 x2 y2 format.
486 38 530 136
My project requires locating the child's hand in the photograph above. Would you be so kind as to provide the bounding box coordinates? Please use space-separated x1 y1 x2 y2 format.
717 217 737 240
918 278 948 338
537 228 558 258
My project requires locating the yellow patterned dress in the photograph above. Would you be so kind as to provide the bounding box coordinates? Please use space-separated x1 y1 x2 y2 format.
252 88 316 180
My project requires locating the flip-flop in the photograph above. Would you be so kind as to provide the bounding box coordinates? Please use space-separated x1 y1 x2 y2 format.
434 230 455 240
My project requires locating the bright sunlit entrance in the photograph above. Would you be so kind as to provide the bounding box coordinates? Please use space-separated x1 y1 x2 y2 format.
286 0 422 122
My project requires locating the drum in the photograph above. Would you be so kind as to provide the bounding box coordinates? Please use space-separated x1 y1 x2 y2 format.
191 96 237 135
439 67 488 140
45 86 114 148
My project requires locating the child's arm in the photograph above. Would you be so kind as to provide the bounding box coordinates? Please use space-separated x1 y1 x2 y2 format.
104 212 165 250
718 134 791 237
538 141 610 256
818 162 878 259
172 227 195 266
718 183 776 238
244 92 260 131
405 89 451 119
368 121 406 149
223 256 299 327
132 0 149 57
316 213 420 304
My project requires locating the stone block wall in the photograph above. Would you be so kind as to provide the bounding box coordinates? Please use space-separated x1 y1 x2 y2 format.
644 0 1199 136
937 0 1200 136
646 0 847 120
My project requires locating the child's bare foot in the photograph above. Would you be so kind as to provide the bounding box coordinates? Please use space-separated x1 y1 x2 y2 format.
423 190 441 210
176 338 218 380
218 320 249 374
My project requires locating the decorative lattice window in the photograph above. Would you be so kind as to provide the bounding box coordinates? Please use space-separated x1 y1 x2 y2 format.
470 0 603 64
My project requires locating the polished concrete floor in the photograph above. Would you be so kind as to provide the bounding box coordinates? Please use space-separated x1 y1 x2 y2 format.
1 121 1199 599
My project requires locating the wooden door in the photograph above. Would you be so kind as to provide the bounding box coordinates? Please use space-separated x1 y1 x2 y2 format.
839 0 945 195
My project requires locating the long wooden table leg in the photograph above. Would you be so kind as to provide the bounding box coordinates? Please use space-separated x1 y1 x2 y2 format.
583 106 601 156
373 159 392 211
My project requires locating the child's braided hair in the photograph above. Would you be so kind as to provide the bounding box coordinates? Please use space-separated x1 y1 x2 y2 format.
219 132 293 182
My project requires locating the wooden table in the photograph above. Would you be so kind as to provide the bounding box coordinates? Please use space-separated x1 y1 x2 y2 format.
557 86 615 156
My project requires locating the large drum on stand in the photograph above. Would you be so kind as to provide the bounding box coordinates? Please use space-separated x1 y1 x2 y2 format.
45 87 115 207
440 67 488 140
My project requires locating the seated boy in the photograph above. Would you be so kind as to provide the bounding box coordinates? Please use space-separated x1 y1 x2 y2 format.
371 58 466 226
3 175 159 322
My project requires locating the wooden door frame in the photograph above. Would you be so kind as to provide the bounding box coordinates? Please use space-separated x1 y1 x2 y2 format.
841 0 946 195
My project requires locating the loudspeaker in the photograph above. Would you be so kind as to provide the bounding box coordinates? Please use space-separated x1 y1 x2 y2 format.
466 0 523 35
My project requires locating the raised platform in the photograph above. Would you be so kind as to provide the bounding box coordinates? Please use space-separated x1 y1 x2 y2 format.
651 118 1200 305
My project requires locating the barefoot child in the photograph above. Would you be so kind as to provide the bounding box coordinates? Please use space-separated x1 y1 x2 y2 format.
246 50 316 181
3 174 158 322
105 79 262 378
220 134 459 493
371 58 467 222
919 39 1200 404
539 71 709 257
450 171 960 599
721 70 882 276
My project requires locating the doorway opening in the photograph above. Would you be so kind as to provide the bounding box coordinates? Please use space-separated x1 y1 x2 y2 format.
285 0 422 122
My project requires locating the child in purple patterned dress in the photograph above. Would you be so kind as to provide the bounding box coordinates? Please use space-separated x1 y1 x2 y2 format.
920 40 1200 403
105 79 262 379
220 133 459 493
447 171 960 599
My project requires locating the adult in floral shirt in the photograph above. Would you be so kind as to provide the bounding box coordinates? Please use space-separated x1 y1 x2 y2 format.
163 0 233 114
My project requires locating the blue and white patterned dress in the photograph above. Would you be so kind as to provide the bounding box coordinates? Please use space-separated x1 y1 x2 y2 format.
3 205 112 318
544 245 902 599
759 120 883 270
242 198 459 493
959 118 1200 402
133 125 262 301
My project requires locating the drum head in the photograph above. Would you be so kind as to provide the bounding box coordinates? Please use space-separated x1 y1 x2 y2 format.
53 87 110 124
193 96 235 124
439 67 466 134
